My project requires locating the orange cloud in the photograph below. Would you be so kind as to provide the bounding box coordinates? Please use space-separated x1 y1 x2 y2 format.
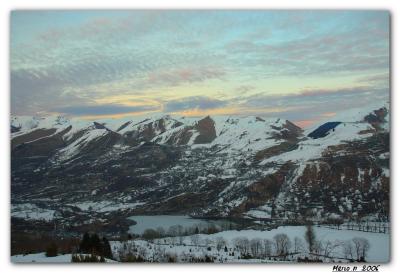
293 120 315 128
170 106 240 117
321 112 336 117
79 109 160 120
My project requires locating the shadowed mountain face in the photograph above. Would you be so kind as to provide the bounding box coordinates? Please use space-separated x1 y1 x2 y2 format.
308 122 342 139
11 104 389 234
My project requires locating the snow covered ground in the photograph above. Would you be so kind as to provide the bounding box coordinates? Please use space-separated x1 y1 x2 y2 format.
11 253 117 263
72 201 145 213
112 225 389 263
260 121 374 165
191 116 286 154
11 203 56 221
191 226 389 262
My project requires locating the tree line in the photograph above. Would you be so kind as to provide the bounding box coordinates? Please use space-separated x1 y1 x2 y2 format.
117 225 371 262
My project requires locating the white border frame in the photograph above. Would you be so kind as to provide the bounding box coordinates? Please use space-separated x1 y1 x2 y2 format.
1 1 398 273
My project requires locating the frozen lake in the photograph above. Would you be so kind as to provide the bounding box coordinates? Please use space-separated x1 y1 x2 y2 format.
128 215 235 235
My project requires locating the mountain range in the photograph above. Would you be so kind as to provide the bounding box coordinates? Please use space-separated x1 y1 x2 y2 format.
11 102 390 234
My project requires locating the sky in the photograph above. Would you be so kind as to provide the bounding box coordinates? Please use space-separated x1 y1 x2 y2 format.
10 10 390 127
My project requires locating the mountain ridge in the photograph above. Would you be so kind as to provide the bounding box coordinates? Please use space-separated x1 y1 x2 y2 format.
11 103 390 235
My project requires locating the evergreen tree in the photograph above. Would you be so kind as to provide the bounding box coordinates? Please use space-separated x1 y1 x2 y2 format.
45 242 58 257
79 232 91 253
102 237 113 259
304 225 316 254
89 233 101 253
78 232 113 259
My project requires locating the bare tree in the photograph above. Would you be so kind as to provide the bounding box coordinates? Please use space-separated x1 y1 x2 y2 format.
352 237 370 261
321 240 341 257
156 226 165 237
294 237 305 253
215 237 226 251
273 233 292 256
233 236 250 255
168 225 185 245
262 239 273 258
142 228 159 241
250 238 262 258
168 225 179 237
343 240 355 260
178 236 185 245
190 234 200 246
313 240 323 256
176 225 184 236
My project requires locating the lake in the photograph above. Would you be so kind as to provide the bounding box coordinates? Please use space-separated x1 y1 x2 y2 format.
128 215 235 235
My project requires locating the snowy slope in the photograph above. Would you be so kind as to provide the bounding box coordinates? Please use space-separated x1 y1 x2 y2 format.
303 100 389 135
11 203 56 221
57 128 109 161
11 114 295 153
11 102 389 220
11 115 72 136
261 102 389 165
195 116 287 154
261 122 374 164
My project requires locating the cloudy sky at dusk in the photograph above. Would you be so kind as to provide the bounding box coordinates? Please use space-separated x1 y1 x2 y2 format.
10 10 389 127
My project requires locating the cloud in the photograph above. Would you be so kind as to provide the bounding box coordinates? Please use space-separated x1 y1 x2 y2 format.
234 85 255 93
10 11 232 116
357 73 389 86
55 104 159 116
164 96 228 112
147 67 225 86
224 12 389 77
238 86 389 122
10 69 94 115
10 10 389 118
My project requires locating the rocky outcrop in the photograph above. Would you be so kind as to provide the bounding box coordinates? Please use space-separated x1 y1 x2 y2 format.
165 127 194 145
255 142 299 161
12 128 57 149
364 107 388 129
193 116 217 144
271 120 303 141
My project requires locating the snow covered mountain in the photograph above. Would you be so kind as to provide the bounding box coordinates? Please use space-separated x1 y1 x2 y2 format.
11 102 389 234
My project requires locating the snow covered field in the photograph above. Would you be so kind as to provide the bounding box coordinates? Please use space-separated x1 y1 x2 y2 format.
112 225 390 263
72 201 145 213
11 203 56 221
191 226 389 262
11 253 117 263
